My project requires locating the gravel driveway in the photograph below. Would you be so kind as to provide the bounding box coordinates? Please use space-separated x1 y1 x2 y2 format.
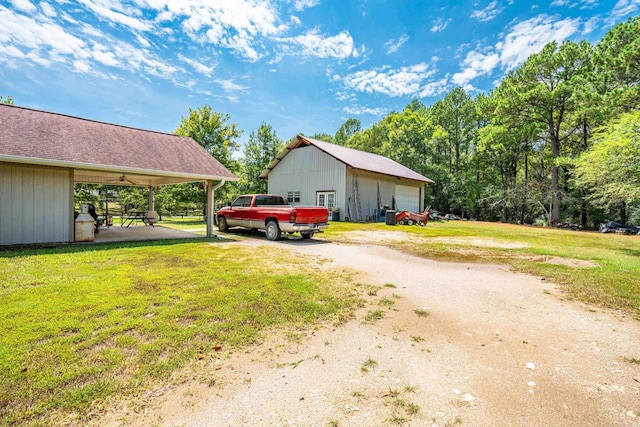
106 235 640 427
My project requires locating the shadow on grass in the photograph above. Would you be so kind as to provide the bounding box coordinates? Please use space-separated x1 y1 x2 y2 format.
616 248 640 258
0 236 238 258
220 228 332 246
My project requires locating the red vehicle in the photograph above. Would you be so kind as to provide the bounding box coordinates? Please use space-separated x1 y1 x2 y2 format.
215 194 329 241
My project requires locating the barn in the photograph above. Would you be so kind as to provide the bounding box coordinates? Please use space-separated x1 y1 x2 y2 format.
260 135 434 221
0 104 237 246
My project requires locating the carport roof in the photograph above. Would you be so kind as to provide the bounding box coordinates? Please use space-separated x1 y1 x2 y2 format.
260 135 434 183
0 104 237 186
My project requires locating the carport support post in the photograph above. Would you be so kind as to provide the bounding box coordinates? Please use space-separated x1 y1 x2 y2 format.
206 180 214 237
148 186 154 211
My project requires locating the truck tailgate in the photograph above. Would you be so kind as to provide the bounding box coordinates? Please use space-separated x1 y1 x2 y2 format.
295 207 328 224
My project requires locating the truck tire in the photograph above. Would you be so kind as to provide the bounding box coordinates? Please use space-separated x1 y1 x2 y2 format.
301 232 314 239
265 220 281 241
217 216 228 232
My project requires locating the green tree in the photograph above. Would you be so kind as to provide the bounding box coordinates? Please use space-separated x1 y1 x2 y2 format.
495 40 591 226
594 16 640 113
0 96 14 105
575 111 640 215
175 105 243 204
334 118 361 146
240 122 284 194
309 132 333 142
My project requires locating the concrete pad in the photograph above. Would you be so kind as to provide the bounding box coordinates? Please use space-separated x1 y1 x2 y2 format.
92 225 204 243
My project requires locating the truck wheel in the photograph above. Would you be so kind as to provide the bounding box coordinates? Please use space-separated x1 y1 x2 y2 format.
217 216 228 232
265 220 281 241
301 232 314 239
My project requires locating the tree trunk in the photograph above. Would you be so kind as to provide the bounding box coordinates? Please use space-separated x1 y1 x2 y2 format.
550 134 561 226
620 201 627 225
520 140 529 224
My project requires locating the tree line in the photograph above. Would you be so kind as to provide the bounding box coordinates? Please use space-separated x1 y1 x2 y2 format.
9 18 639 227
183 17 636 228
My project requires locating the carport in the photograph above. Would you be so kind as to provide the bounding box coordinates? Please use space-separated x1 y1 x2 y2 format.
0 104 237 245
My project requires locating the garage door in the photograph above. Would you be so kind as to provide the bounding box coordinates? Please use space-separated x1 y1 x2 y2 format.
395 185 420 212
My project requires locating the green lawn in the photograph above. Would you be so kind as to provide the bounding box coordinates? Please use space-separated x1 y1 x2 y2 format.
2 219 639 425
0 239 359 426
324 221 640 316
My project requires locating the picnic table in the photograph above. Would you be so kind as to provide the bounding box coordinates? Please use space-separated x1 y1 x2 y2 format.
121 211 154 227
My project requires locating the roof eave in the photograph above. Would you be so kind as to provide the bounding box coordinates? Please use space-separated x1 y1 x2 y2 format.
0 154 238 182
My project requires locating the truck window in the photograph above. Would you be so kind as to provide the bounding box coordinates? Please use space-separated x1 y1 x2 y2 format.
232 196 251 207
255 195 287 206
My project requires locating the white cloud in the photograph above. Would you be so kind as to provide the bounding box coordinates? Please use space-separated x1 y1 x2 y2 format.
9 0 36 13
339 63 438 97
470 1 504 22
77 0 152 32
551 0 598 8
216 79 249 92
178 54 215 76
384 34 409 54
150 0 286 62
40 2 57 17
343 105 389 116
291 0 320 11
73 59 91 73
606 0 640 25
431 17 451 32
0 6 177 79
453 14 581 85
276 29 359 59
419 78 449 98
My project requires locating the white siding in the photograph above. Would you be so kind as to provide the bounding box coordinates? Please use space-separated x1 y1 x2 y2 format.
267 145 347 218
346 169 424 220
267 146 426 221
0 163 72 245
395 185 420 212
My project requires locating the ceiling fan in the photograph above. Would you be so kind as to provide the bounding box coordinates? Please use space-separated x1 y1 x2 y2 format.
105 175 139 185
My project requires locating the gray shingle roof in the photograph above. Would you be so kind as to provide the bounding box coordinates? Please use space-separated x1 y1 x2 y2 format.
261 135 434 183
0 104 237 182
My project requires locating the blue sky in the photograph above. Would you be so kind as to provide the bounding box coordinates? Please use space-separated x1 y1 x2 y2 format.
1 0 638 148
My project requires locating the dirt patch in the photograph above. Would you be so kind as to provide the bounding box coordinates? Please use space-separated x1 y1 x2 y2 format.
90 240 640 427
526 255 599 269
430 236 530 249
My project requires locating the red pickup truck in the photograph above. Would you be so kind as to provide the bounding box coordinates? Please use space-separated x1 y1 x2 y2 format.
215 194 329 241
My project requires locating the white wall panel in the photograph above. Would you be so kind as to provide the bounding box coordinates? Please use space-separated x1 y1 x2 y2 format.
267 146 347 218
0 163 72 245
267 146 426 222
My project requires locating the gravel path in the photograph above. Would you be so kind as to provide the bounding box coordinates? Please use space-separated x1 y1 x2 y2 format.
106 236 640 427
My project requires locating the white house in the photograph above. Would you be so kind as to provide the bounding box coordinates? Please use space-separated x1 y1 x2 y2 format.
260 135 434 221
0 104 237 245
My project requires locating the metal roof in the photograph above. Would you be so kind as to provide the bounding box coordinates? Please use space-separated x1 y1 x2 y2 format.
260 135 434 183
0 104 238 186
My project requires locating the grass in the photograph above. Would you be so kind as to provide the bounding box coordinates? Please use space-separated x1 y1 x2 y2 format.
363 309 386 323
324 221 640 317
0 240 359 426
360 356 378 373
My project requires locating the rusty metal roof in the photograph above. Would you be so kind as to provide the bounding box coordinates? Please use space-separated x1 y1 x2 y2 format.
0 104 237 185
260 135 434 183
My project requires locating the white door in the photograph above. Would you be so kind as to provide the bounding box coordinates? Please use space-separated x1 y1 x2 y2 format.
316 191 336 210
395 185 420 212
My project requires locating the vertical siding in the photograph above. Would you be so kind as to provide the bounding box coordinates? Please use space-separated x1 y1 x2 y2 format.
0 163 71 245
266 148 426 221
346 169 424 220
267 146 347 214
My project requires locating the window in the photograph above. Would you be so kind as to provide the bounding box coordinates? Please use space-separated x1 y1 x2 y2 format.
256 195 286 206
316 191 335 210
231 196 251 207
287 191 301 203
